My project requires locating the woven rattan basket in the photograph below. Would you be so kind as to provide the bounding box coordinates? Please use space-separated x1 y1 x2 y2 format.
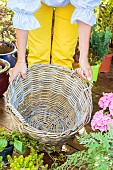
7 64 93 144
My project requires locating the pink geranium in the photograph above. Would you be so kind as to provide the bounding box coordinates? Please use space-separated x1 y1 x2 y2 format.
109 100 113 116
91 110 111 132
98 92 113 110
91 92 113 132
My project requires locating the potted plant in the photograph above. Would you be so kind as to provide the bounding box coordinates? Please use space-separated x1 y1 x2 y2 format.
94 0 113 73
89 24 112 81
0 0 17 68
0 59 10 97
91 92 113 132
0 128 67 169
0 128 27 165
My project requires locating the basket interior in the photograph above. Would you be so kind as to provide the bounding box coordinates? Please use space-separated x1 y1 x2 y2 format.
8 65 92 134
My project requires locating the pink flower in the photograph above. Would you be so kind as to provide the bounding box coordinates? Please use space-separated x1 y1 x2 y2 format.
91 92 113 132
98 99 109 109
108 118 113 125
91 110 112 132
109 101 113 115
110 110 113 116
98 93 113 109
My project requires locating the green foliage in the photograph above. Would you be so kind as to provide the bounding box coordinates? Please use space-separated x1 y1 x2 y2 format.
8 148 48 170
0 139 7 152
56 130 113 170
97 0 113 38
45 147 67 169
89 24 112 65
0 128 27 153
23 136 67 169
15 133 67 167
0 0 15 43
0 156 3 170
0 128 67 169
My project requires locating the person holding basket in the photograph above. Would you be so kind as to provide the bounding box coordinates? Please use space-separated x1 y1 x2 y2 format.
7 0 101 82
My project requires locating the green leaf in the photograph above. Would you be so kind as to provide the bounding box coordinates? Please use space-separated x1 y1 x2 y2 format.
14 140 25 154
0 138 7 151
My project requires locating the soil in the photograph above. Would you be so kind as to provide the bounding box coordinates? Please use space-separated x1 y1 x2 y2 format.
0 42 14 54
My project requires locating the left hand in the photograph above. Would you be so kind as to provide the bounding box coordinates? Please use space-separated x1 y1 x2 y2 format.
78 57 92 81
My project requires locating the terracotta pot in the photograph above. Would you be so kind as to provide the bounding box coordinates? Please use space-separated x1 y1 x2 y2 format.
0 59 10 97
99 54 113 73
0 41 17 68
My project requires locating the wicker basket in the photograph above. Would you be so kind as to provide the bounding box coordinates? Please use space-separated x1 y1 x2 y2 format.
6 64 93 144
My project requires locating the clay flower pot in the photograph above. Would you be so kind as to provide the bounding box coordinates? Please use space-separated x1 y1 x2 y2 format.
0 59 10 97
99 54 113 73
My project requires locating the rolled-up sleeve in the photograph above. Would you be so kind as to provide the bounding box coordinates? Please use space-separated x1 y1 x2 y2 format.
7 0 42 30
70 0 101 26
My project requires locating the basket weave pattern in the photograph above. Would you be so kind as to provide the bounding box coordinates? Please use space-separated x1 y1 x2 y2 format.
7 64 93 144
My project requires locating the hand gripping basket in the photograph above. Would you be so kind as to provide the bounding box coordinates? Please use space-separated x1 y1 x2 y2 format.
6 64 93 145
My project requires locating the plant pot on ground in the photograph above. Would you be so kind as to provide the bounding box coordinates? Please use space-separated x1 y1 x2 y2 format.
0 128 28 165
91 64 100 82
99 53 113 73
88 24 112 81
95 0 113 73
0 59 10 97
0 41 17 68
0 144 14 166
1 129 67 170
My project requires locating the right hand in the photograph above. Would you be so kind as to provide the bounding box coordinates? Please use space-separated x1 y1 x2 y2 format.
9 62 27 82
78 57 92 81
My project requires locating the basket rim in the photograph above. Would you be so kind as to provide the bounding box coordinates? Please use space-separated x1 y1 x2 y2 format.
9 64 93 88
6 64 93 143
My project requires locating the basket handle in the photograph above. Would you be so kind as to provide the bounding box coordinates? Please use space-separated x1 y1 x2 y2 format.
70 69 93 89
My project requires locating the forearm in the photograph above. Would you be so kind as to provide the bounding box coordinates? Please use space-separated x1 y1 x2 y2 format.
78 21 92 61
16 29 28 62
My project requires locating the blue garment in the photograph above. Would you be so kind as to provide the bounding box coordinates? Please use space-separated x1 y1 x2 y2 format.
7 0 101 30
